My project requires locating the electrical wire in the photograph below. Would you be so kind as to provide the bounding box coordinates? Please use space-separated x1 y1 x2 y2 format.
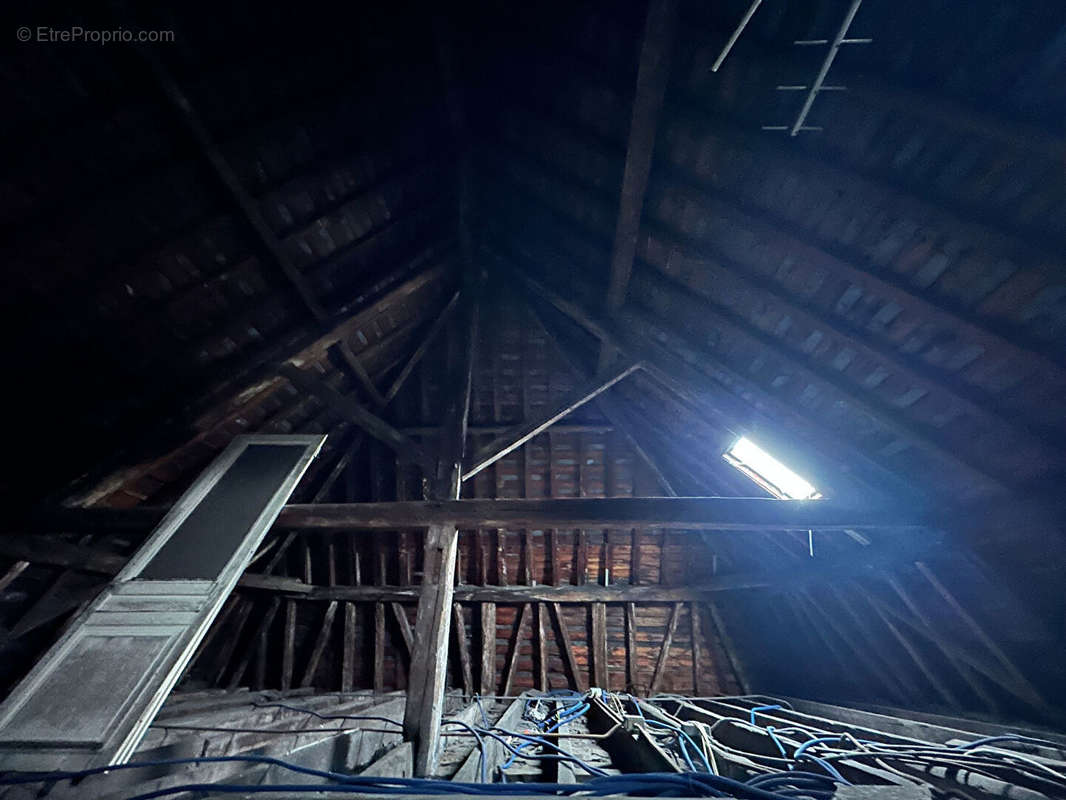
119 771 807 799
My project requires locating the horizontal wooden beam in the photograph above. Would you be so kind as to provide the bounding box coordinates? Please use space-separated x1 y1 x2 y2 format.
0 532 949 604
36 496 927 533
461 360 642 480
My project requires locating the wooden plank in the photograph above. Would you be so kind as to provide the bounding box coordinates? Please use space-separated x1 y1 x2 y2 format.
462 362 641 480
501 604 531 696
210 598 255 686
534 603 548 691
575 531 589 584
281 600 297 691
360 741 414 778
280 365 432 471
228 596 280 690
591 603 609 688
373 602 386 694
300 600 338 688
391 602 415 656
625 602 638 692
549 602 582 692
452 603 474 697
341 602 357 693
451 698 526 782
480 602 497 695
689 602 703 696
649 603 682 694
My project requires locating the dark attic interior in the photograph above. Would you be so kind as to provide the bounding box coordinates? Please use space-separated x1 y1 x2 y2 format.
2 0 1066 797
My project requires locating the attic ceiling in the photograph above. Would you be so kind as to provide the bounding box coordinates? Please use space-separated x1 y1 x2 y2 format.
2 0 1065 729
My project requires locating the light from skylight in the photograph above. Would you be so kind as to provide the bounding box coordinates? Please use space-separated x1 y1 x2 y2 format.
723 436 822 500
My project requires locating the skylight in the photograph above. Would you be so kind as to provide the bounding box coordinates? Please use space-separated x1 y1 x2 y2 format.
723 436 822 500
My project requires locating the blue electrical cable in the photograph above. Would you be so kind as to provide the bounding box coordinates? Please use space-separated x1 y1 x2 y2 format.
749 705 783 726
644 718 714 773
678 733 699 772
498 703 593 771
765 726 789 758
117 772 802 799
473 694 489 727
250 702 404 727
439 719 488 782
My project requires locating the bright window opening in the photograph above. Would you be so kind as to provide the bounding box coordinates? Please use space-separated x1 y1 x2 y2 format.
723 436 822 500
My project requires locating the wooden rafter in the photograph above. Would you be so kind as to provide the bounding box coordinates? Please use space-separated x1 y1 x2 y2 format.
599 0 679 370
384 290 461 406
280 365 433 472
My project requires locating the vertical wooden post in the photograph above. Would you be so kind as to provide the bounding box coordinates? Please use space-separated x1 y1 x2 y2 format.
591 603 609 689
689 602 703 696
404 286 479 776
480 602 497 695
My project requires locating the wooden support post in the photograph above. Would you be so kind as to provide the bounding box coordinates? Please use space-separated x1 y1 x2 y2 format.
373 602 387 694
405 283 479 776
649 603 682 694
689 602 703 697
300 600 338 688
502 604 531 696
341 602 358 692
211 599 254 686
281 600 297 691
549 602 582 692
229 597 280 690
452 603 474 697
391 603 415 656
535 602 549 691
591 603 609 689
625 602 639 692
480 602 497 695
